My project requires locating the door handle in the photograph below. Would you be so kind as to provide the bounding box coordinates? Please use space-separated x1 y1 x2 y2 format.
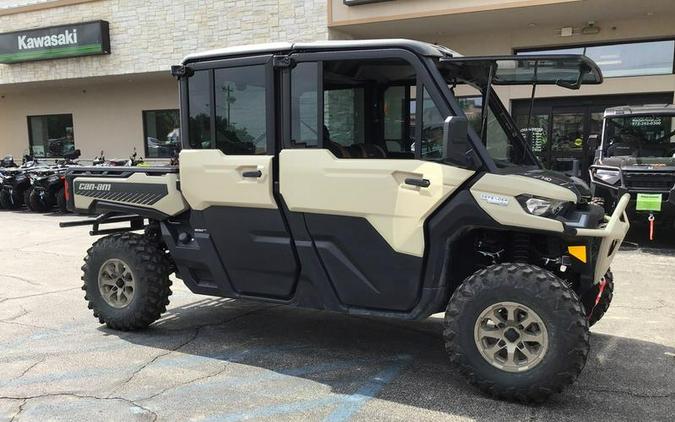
404 178 430 188
242 170 262 178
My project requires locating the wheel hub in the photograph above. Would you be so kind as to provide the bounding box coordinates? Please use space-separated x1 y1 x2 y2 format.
474 301 549 373
98 258 136 308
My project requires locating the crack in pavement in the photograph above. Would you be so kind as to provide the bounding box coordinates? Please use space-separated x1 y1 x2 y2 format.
132 333 265 403
578 386 674 399
106 305 276 399
0 319 57 331
0 306 30 323
136 356 232 403
0 287 79 304
0 274 40 287
7 358 45 384
1 393 157 422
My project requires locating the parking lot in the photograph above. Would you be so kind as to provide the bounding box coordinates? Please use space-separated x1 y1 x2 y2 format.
0 211 673 422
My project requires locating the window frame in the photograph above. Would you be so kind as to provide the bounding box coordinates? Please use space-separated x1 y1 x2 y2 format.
180 55 276 155
514 37 675 78
284 48 448 159
26 113 75 159
142 108 180 158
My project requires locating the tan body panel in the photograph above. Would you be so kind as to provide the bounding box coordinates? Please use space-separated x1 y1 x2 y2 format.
73 172 188 216
280 149 475 257
470 173 577 233
179 150 277 211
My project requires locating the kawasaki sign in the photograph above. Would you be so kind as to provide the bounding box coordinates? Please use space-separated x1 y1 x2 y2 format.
0 21 110 64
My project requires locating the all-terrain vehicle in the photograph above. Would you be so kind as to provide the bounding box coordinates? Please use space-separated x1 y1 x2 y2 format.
589 104 675 237
28 149 82 213
62 40 630 402
0 155 45 209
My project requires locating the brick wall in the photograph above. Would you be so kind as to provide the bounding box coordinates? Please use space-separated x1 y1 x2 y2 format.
0 0 328 84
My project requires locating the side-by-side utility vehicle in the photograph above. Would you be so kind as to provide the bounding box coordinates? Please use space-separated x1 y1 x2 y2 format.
590 104 675 237
62 40 630 402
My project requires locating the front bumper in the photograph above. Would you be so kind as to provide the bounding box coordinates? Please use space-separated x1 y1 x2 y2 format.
573 193 630 284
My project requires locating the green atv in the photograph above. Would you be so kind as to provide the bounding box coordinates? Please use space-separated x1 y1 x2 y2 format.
62 40 629 402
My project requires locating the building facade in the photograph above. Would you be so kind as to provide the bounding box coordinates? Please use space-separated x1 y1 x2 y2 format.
1 0 674 170
0 0 327 160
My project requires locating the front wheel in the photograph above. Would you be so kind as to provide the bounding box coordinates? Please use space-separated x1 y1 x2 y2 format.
588 270 614 327
444 263 590 403
29 189 50 212
24 188 34 211
82 232 172 331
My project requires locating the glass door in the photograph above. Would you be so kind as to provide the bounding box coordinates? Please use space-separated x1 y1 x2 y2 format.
550 108 586 176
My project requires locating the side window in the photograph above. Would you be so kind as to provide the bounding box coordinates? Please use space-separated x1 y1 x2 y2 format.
290 62 319 147
322 58 416 159
421 88 473 167
143 109 180 158
187 70 211 150
383 86 414 153
324 88 365 147
214 65 267 154
420 88 445 159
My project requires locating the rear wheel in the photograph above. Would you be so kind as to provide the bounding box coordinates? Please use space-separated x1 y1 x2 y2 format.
29 189 50 212
444 263 589 403
56 187 68 213
588 270 614 327
82 232 172 331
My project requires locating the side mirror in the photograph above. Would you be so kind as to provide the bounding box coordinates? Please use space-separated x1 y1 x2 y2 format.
443 115 471 166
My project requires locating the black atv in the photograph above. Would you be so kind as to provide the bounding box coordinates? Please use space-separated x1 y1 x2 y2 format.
0 155 45 210
28 149 82 213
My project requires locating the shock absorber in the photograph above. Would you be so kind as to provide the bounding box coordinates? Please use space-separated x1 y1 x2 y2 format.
511 233 530 263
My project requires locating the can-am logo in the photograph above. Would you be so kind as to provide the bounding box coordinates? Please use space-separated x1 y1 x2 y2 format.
77 182 111 192
18 29 77 50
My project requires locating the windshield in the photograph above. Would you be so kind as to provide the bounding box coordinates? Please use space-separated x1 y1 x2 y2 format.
603 114 675 160
437 66 538 169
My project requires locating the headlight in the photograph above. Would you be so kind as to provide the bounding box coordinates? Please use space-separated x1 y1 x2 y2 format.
517 195 568 217
593 168 620 185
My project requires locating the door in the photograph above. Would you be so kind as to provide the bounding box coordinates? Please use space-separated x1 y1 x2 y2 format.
279 53 475 311
179 57 299 298
550 107 586 175
513 93 674 178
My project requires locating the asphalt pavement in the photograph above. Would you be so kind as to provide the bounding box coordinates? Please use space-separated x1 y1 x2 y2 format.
0 211 673 421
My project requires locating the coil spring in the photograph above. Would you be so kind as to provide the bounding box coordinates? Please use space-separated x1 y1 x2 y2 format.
511 233 530 263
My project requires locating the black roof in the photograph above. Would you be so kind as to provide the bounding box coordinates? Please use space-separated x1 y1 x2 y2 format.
181 39 458 64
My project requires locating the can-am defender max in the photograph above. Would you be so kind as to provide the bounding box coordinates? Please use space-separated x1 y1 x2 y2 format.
590 104 675 237
62 40 629 402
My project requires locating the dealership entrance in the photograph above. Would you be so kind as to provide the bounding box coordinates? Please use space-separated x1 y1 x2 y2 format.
512 92 674 178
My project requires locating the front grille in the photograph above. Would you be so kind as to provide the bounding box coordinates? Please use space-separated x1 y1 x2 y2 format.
623 172 675 191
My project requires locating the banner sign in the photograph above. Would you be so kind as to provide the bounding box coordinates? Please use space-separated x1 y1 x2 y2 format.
0 20 110 64
343 0 393 5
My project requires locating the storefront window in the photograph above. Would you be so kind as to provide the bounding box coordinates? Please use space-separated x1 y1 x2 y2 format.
517 39 675 78
143 110 180 158
27 114 75 158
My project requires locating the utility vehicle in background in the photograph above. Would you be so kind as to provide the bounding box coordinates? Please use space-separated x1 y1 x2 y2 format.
62 40 630 402
590 104 675 237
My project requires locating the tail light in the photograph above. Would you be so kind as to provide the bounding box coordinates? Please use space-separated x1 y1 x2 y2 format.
63 176 70 201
